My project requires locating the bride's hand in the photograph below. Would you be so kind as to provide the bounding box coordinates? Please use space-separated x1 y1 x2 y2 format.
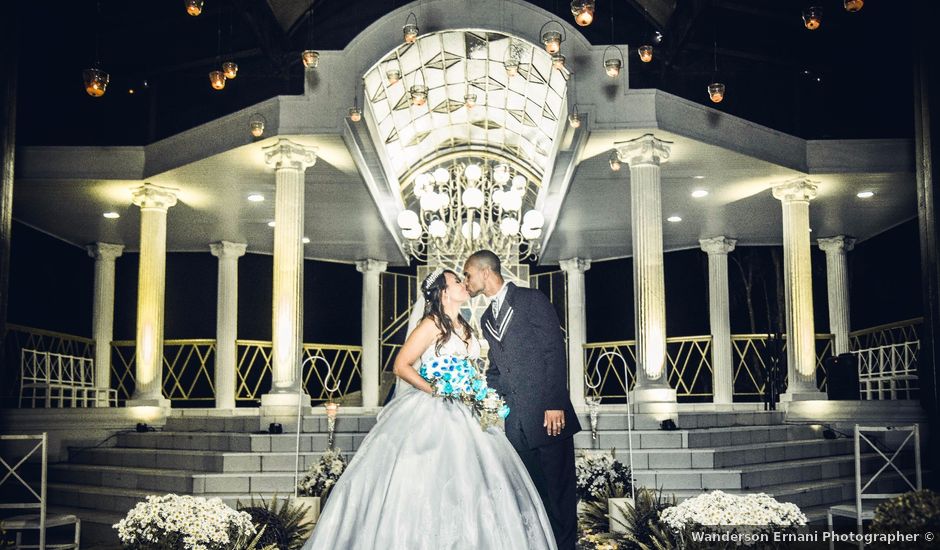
392 319 437 394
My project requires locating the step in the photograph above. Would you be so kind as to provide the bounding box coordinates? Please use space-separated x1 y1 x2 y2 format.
46 482 290 514
573 424 822 450
605 438 855 469
114 431 367 453
163 414 378 434
67 447 355 472
576 411 786 431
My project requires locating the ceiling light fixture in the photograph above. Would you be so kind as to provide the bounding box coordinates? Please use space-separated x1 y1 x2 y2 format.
247 194 264 202
609 151 621 171
185 0 204 16
83 1 109 98
570 0 595 26
301 6 319 68
209 70 226 90
603 46 624 76
222 61 238 80
803 7 822 30
540 21 564 54
857 191 874 198
667 215 682 222
691 189 709 198
707 41 725 103
103 212 120 219
637 45 653 63
267 221 276 228
568 110 581 128
248 113 265 138
302 237 311 244
844 0 863 12
403 12 419 44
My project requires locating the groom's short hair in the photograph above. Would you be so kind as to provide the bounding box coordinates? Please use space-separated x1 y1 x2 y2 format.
468 249 502 276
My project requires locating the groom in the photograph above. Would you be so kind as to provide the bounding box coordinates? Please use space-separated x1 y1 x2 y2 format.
463 250 580 550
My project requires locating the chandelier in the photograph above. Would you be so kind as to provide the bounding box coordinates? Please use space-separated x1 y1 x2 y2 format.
396 159 545 263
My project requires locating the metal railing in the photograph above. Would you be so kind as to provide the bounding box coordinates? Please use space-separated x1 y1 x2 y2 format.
854 341 920 400
730 334 833 399
2 325 95 406
849 317 923 351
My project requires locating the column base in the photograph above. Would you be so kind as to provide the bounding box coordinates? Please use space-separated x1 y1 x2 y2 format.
127 394 171 409
779 389 828 403
261 390 312 417
629 386 678 422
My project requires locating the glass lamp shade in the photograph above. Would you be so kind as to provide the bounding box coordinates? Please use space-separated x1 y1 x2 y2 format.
83 68 109 97
409 85 428 106
429 219 447 238
185 0 204 16
570 0 595 26
403 24 419 44
222 61 238 79
523 210 545 230
402 226 422 240
609 152 622 171
511 174 526 189
493 164 511 184
433 168 450 183
605 58 622 77
248 114 265 137
707 82 726 103
541 31 562 54
387 69 402 84
397 210 420 230
348 107 362 122
638 45 653 63
461 221 482 240
521 226 542 239
209 70 226 90
568 112 581 128
552 54 566 70
844 0 863 12
420 192 440 212
803 7 822 30
301 50 320 69
500 190 523 212
463 163 482 182
500 217 521 236
462 187 485 209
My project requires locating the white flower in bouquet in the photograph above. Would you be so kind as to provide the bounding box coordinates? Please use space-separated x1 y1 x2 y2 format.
575 453 632 501
298 448 348 500
113 494 256 550
660 490 806 539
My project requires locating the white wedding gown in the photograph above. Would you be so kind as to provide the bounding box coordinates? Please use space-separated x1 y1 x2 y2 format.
302 333 557 550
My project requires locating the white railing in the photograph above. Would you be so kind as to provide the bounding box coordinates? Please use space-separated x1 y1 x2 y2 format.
19 349 117 408
854 341 920 400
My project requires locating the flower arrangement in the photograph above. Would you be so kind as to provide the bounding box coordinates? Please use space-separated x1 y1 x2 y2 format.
297 448 348 501
418 355 510 429
660 491 805 547
576 453 633 503
113 494 263 550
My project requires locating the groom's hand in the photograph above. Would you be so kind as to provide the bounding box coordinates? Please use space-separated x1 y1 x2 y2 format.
544 410 565 436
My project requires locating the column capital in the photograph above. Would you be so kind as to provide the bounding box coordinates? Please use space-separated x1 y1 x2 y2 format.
699 236 737 255
614 133 672 167
263 138 318 171
87 242 124 261
772 178 818 203
356 259 388 274
817 235 856 254
559 258 591 274
210 241 248 258
132 183 179 211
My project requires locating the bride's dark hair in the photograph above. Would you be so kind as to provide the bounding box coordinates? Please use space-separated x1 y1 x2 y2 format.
422 269 474 354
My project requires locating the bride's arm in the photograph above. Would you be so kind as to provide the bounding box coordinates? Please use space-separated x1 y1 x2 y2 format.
392 318 437 394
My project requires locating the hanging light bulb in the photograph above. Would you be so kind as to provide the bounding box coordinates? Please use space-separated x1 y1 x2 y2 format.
387 69 402 84
511 174 526 189
552 53 566 70
429 219 447 238
83 68 109 97
844 0 863 11
464 92 477 109
464 163 482 182
209 70 226 90
500 217 521 236
222 61 238 79
604 58 622 77
802 7 822 30
568 111 581 128
504 59 519 77
462 187 485 209
570 0 595 26
248 113 266 137
609 151 622 171
409 84 428 106
433 168 450 183
493 164 511 184
461 221 482 240
638 45 653 63
397 210 420 230
403 13 419 44
348 107 362 122
541 30 563 54
301 50 320 69
185 0 204 16
707 82 726 103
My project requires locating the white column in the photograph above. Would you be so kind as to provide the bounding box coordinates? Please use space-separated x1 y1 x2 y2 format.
261 139 317 414
128 184 178 408
86 242 124 406
210 241 247 409
356 259 387 409
699 237 737 405
559 258 590 409
615 134 677 419
817 236 856 356
773 178 827 402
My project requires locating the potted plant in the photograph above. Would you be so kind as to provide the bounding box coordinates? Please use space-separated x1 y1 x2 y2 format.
576 452 634 533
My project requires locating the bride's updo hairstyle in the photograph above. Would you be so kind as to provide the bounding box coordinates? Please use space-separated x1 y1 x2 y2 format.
422 268 474 353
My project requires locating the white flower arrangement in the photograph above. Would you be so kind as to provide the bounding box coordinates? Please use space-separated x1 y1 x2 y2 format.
297 447 348 501
660 490 806 539
576 453 633 502
113 494 258 550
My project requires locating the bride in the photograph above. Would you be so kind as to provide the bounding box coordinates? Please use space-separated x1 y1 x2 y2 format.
302 268 557 549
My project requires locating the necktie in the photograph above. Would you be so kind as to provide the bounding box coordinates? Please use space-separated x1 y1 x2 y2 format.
492 298 500 318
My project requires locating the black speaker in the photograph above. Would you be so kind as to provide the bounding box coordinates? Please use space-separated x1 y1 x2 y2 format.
825 353 859 400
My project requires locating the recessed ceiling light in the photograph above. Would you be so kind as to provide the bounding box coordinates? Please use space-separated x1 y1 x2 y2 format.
691 189 709 198
809 228 814 233
103 212 120 219
267 221 276 228
857 191 874 198
247 193 265 202
692 175 705 179
667 215 682 223
302 237 311 244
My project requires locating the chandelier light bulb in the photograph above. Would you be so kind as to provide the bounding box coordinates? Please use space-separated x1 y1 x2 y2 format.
504 60 519 77
409 85 428 106
387 69 402 85
302 50 320 69
493 164 511 184
501 190 523 212
464 93 477 109
521 226 542 239
464 163 482 182
402 226 422 240
500 217 521 236
462 187 485 209
568 112 581 128
523 210 545 229
420 193 440 211
511 174 526 189
461 221 482 240
429 219 447 238
397 210 420 230
403 13 419 44
433 168 450 183
552 54 566 70
248 113 266 137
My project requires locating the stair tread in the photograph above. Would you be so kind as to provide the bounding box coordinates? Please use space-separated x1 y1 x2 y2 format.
51 463 316 478
635 451 886 475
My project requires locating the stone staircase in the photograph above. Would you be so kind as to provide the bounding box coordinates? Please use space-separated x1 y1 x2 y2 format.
46 410 918 546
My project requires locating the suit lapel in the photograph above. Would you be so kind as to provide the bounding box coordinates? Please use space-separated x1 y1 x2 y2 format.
483 283 517 343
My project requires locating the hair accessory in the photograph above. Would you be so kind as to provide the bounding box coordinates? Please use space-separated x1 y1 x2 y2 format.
423 267 444 290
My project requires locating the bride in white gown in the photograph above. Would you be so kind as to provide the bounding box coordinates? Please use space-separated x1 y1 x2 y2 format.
302 268 557 550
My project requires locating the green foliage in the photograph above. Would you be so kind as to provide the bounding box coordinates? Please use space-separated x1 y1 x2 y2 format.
870 490 940 549
576 487 676 550
237 495 315 550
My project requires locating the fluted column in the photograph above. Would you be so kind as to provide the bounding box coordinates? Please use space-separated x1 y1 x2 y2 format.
559 258 590 409
87 242 124 406
128 184 178 408
210 241 247 409
615 134 677 419
773 179 826 402
261 139 317 414
356 259 387 409
817 236 856 356
700 237 737 405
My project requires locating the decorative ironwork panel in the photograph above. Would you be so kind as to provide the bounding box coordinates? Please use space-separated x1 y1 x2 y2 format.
730 333 833 400
583 341 636 403
665 336 713 400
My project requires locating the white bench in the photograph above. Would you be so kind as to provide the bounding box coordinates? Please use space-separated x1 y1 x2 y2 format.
18 349 117 408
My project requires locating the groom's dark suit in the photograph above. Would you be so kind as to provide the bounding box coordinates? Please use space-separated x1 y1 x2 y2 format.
481 282 580 550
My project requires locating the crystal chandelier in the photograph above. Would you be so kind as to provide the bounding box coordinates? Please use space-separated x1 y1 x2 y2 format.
396 159 545 262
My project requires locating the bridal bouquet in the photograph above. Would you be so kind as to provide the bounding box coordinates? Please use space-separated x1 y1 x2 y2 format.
419 355 510 430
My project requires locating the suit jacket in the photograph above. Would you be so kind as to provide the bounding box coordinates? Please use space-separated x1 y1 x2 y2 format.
481 282 581 449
